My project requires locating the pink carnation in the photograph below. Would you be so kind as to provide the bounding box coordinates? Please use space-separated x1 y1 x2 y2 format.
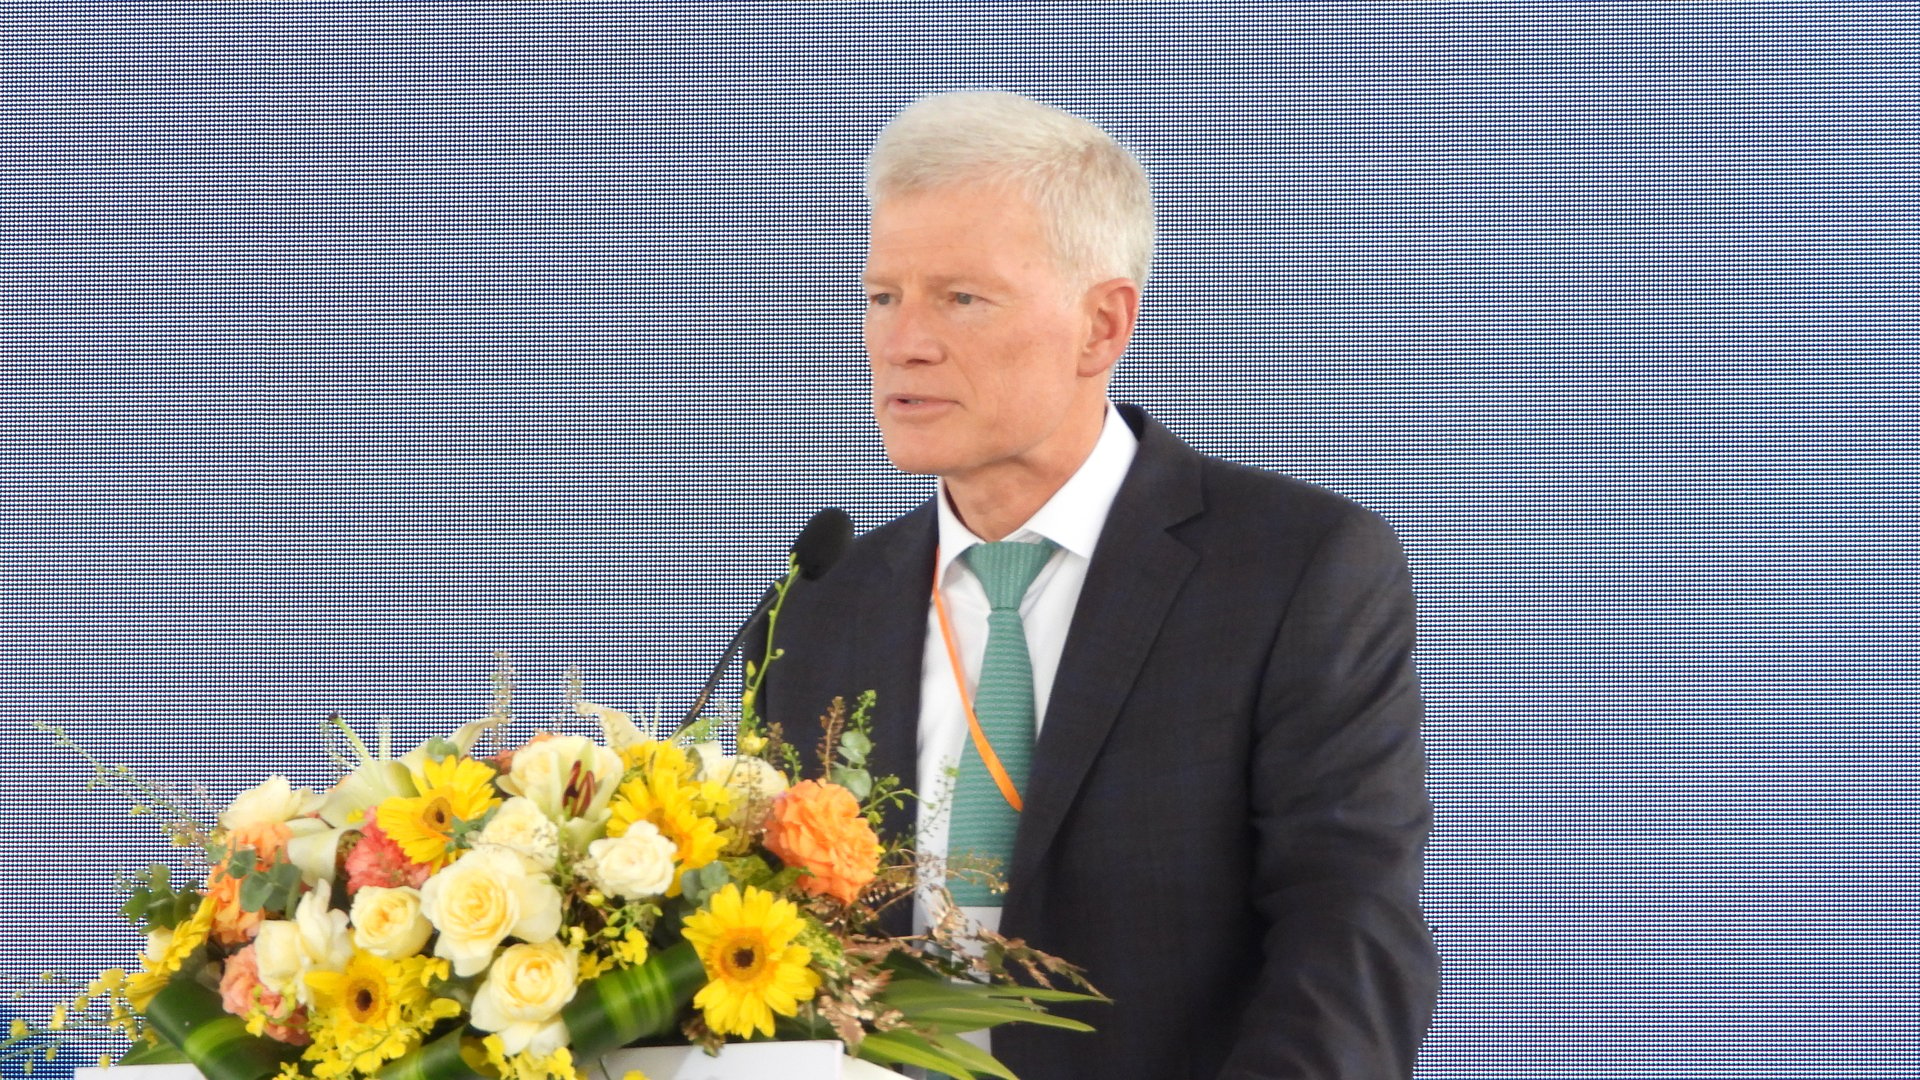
219 945 309 1045
344 819 432 895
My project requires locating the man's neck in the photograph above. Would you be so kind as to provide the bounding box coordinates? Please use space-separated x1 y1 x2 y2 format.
942 404 1109 542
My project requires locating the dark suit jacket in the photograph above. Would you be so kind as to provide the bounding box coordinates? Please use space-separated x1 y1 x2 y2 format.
758 404 1437 1079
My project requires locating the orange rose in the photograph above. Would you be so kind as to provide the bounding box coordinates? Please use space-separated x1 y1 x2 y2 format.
762 780 882 905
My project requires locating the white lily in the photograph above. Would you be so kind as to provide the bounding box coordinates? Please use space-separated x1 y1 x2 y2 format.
317 759 416 829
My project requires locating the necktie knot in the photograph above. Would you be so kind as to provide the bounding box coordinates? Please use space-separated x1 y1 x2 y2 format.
962 540 1057 611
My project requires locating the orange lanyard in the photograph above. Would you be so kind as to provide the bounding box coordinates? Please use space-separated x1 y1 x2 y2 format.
931 546 1025 813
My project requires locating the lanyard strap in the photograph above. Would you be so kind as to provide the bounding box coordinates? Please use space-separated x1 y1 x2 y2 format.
931 546 1025 813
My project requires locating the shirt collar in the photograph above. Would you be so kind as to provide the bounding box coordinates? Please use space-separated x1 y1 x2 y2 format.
934 401 1140 583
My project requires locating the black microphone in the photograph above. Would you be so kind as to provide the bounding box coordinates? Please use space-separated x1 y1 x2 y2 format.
676 508 853 735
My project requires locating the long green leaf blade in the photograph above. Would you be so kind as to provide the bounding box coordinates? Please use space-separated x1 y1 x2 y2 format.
856 1030 981 1079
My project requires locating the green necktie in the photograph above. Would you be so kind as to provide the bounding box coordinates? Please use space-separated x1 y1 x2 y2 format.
946 538 1057 907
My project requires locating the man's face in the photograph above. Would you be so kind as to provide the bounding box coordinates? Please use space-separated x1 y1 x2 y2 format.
862 181 1097 486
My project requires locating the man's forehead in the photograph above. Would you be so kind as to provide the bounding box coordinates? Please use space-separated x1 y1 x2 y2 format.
863 184 1046 280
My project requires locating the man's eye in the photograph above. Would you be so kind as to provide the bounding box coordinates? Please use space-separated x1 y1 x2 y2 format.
867 293 893 307
953 292 975 305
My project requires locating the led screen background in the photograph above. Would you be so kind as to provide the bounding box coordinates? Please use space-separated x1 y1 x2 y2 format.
3 3 1914 1076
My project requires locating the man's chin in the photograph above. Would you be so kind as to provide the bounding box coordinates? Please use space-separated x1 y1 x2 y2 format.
882 451 945 478
878 439 956 479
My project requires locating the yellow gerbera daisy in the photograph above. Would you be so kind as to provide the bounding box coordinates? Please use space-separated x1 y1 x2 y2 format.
377 756 501 869
127 894 216 1011
303 951 461 1079
681 884 820 1039
607 742 732 895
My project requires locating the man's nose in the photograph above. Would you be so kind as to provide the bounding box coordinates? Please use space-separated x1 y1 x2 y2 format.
866 299 942 366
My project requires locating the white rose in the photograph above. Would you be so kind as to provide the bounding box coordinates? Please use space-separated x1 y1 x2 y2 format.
418 846 562 977
690 745 788 828
584 823 678 900
474 797 560 873
350 886 432 960
254 891 351 1006
221 775 324 832
470 940 580 1058
498 735 622 824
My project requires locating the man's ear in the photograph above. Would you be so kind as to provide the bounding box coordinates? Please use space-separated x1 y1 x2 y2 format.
1079 277 1141 378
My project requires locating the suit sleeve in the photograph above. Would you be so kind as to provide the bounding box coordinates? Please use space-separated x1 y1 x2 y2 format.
1220 505 1439 1079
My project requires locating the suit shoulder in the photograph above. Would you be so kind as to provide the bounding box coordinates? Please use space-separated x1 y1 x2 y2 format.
1191 452 1401 549
781 500 932 609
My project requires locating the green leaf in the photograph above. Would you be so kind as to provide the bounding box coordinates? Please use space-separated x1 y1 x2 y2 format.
922 1030 1019 1079
830 766 873 801
838 730 872 766
270 861 302 889
560 941 705 1062
147 978 303 1080
877 976 1106 1016
373 1027 484 1080
855 1030 981 1080
900 1003 1096 1033
117 1040 191 1066
167 893 202 927
679 862 731 908
237 873 273 913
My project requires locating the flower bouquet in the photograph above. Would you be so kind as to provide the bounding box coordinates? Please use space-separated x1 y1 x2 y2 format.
18 602 1102 1079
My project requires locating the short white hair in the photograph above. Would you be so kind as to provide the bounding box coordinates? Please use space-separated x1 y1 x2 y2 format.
866 91 1155 287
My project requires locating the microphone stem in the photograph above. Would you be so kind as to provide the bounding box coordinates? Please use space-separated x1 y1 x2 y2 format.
674 562 797 740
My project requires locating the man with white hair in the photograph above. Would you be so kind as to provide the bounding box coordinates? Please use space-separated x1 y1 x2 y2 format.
760 90 1437 1079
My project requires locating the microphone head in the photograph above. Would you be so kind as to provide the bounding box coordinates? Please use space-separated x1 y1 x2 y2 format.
791 507 853 581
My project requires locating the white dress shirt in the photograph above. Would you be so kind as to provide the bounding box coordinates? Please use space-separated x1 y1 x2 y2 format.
913 402 1139 940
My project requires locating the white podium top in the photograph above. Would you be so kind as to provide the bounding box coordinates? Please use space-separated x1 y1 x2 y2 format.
76 1041 902 1080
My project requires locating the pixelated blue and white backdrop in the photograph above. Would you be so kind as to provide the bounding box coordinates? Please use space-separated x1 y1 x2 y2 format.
2 2 1913 1076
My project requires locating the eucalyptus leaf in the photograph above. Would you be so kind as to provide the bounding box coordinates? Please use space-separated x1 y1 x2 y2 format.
237 873 273 913
679 862 731 908
838 730 872 765
830 765 873 801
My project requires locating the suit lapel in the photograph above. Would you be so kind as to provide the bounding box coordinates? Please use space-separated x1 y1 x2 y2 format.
859 502 937 869
1006 409 1205 913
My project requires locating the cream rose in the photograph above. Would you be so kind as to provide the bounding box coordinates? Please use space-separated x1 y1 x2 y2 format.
498 735 622 824
221 775 325 833
469 940 580 1058
583 823 678 900
350 885 431 960
475 797 560 873
418 846 562 977
254 890 351 1005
